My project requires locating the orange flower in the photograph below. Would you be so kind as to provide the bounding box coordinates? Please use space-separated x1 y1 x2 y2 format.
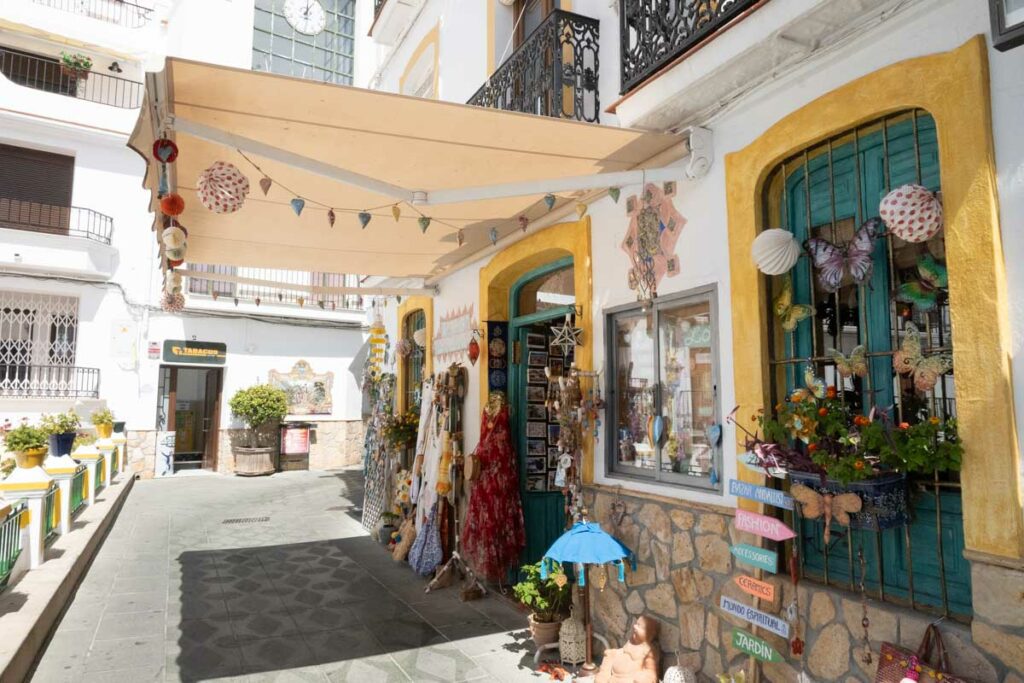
899 422 910 430
854 460 865 470
818 407 828 417
853 415 870 427
826 386 838 399
790 392 804 403
929 416 940 425
807 443 818 453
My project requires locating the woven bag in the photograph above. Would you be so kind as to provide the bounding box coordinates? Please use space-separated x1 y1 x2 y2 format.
875 624 969 683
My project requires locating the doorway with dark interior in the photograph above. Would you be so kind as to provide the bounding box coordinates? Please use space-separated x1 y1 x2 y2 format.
156 365 223 473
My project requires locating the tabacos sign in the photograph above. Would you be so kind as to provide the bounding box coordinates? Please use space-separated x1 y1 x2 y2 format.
163 340 227 365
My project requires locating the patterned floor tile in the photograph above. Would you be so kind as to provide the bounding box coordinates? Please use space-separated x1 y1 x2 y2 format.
321 655 411 683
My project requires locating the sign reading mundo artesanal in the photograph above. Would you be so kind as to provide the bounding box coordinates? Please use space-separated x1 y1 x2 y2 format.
163 340 227 365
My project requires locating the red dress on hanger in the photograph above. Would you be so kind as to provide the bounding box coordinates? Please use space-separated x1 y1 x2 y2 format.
463 403 525 582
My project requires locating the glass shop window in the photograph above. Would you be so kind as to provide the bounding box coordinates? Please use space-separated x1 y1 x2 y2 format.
763 109 970 618
606 286 721 490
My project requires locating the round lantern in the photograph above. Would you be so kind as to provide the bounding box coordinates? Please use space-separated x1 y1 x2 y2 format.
752 229 801 275
162 225 187 249
164 270 182 294
159 193 185 217
467 336 480 366
197 161 250 214
161 291 185 313
168 258 184 268
152 138 178 163
558 605 586 666
879 184 943 243
166 246 187 262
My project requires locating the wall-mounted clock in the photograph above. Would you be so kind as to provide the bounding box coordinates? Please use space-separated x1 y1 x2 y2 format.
283 0 327 36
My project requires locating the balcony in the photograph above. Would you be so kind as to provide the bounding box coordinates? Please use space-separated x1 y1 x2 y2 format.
0 365 100 399
619 0 763 94
0 47 144 109
468 10 600 123
31 0 154 28
186 264 365 312
0 199 114 245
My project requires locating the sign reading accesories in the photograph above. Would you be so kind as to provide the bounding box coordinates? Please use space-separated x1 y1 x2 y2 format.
163 340 227 365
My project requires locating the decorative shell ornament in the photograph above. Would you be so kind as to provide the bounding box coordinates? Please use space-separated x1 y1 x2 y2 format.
558 606 586 666
412 328 427 348
879 183 943 243
196 161 250 214
752 229 801 275
162 225 187 249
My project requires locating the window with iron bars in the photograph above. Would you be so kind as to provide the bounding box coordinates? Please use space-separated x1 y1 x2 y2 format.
762 110 970 619
186 265 363 311
401 309 426 413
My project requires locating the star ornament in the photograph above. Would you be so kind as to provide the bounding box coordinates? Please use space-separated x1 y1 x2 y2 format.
550 313 583 356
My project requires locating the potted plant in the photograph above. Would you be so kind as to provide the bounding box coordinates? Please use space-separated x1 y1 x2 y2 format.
378 511 400 545
381 410 419 453
40 410 81 458
91 408 115 439
2 421 48 469
60 51 92 79
228 383 288 476
512 560 570 648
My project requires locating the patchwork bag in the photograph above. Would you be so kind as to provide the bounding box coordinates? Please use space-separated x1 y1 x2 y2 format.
875 623 969 683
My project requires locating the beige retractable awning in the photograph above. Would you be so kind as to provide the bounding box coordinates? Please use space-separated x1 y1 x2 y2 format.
130 58 683 279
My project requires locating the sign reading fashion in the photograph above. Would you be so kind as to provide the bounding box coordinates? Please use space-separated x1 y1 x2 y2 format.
730 544 777 573
729 479 794 510
162 340 226 365
734 508 796 541
719 596 790 638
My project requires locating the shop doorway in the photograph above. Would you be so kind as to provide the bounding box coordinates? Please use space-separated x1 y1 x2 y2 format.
509 256 575 563
157 365 223 473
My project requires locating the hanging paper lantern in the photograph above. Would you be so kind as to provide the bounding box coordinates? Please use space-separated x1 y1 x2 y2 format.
159 193 185 217
152 138 178 163
544 193 556 210
161 291 185 312
391 205 401 222
197 161 250 214
412 328 426 348
467 335 480 366
162 225 187 249
259 176 272 195
358 212 372 228
751 229 801 275
418 216 431 233
879 184 943 243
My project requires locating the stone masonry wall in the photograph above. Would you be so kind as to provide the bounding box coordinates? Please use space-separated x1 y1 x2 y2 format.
127 420 364 477
581 485 1021 682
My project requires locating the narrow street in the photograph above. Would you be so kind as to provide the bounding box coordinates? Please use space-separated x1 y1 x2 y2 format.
30 469 542 682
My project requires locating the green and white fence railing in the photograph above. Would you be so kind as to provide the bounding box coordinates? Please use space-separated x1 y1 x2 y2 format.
70 464 88 518
95 453 106 493
0 504 25 590
43 484 59 545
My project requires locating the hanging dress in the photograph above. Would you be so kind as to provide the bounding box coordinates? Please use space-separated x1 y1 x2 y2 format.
462 403 526 582
408 502 443 576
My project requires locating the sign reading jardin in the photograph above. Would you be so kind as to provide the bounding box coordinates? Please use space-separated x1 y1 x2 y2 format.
720 596 790 638
163 340 226 365
732 629 783 663
729 479 794 510
735 509 796 541
734 574 776 602
730 544 778 573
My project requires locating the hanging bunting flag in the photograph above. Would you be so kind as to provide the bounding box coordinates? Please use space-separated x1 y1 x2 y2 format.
318 300 325 310
233 297 239 306
489 227 499 245
211 290 219 301
575 202 588 219
544 193 556 210
277 293 284 302
457 229 465 247
358 211 372 228
290 198 305 216
297 297 305 308
259 176 272 195
327 209 336 228
518 215 529 232
392 204 401 222
254 297 261 307
331 302 336 311
609 186 621 203
418 216 431 233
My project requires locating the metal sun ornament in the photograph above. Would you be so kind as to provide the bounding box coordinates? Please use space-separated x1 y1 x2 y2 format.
621 181 685 304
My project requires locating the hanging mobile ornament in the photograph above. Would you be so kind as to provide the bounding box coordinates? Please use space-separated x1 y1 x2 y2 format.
858 547 873 664
290 198 305 216
593 565 609 591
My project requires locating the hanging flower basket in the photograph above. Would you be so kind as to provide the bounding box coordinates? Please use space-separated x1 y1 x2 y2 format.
789 470 909 531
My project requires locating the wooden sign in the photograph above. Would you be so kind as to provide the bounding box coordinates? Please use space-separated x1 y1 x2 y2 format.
730 544 778 573
729 479 794 510
735 509 796 542
739 452 787 479
732 629 784 663
720 596 790 638
734 574 776 602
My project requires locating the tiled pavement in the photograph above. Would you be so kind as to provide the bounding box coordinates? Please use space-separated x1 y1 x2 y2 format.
29 469 548 682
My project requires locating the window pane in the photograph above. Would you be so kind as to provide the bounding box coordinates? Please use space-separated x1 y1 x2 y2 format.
254 9 272 31
253 29 272 51
611 311 655 477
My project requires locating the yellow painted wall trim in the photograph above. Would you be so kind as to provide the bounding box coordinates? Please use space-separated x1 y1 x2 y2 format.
725 36 1022 558
396 296 434 414
486 0 495 75
478 217 594 482
398 22 440 98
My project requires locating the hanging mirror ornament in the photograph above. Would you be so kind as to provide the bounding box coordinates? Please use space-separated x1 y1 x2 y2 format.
550 312 583 357
197 161 250 214
752 228 801 275
879 183 943 243
152 138 178 163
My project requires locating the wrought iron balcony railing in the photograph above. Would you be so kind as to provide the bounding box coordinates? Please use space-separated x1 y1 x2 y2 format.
468 9 599 123
0 365 100 399
0 198 114 244
0 46 144 109
187 264 365 312
374 0 386 17
32 0 155 28
620 0 764 94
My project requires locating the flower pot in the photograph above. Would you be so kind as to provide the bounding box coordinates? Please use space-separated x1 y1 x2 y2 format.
15 447 48 469
48 432 76 458
113 420 126 433
95 423 113 439
60 65 89 80
378 523 397 544
789 470 909 530
233 446 276 476
528 612 563 649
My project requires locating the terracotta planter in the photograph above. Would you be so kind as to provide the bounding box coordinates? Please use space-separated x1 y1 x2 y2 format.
233 446 276 476
15 447 48 469
60 65 90 80
95 423 113 439
528 613 563 649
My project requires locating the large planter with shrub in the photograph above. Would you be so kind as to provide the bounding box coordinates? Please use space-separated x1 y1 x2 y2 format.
91 408 114 439
513 560 569 649
228 384 288 477
3 423 48 469
233 447 276 476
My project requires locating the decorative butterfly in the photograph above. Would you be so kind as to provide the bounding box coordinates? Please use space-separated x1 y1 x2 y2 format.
893 322 952 392
804 218 881 293
791 484 863 543
829 345 868 379
790 366 826 403
773 278 813 332
896 254 948 313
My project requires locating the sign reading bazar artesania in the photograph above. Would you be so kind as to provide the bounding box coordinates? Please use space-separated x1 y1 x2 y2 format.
163 340 227 365
732 629 783 663
730 544 778 573
734 508 796 541
729 479 794 510
720 596 790 638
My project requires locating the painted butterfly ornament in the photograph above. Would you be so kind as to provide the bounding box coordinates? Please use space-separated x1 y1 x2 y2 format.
773 278 814 332
893 322 952 392
896 254 948 313
790 366 827 403
791 484 863 543
830 345 868 379
804 218 881 293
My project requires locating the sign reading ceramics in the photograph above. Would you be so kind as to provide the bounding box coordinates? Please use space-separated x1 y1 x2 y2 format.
734 575 776 602
720 596 789 638
735 509 796 542
732 629 784 663
730 544 778 573
729 479 794 510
